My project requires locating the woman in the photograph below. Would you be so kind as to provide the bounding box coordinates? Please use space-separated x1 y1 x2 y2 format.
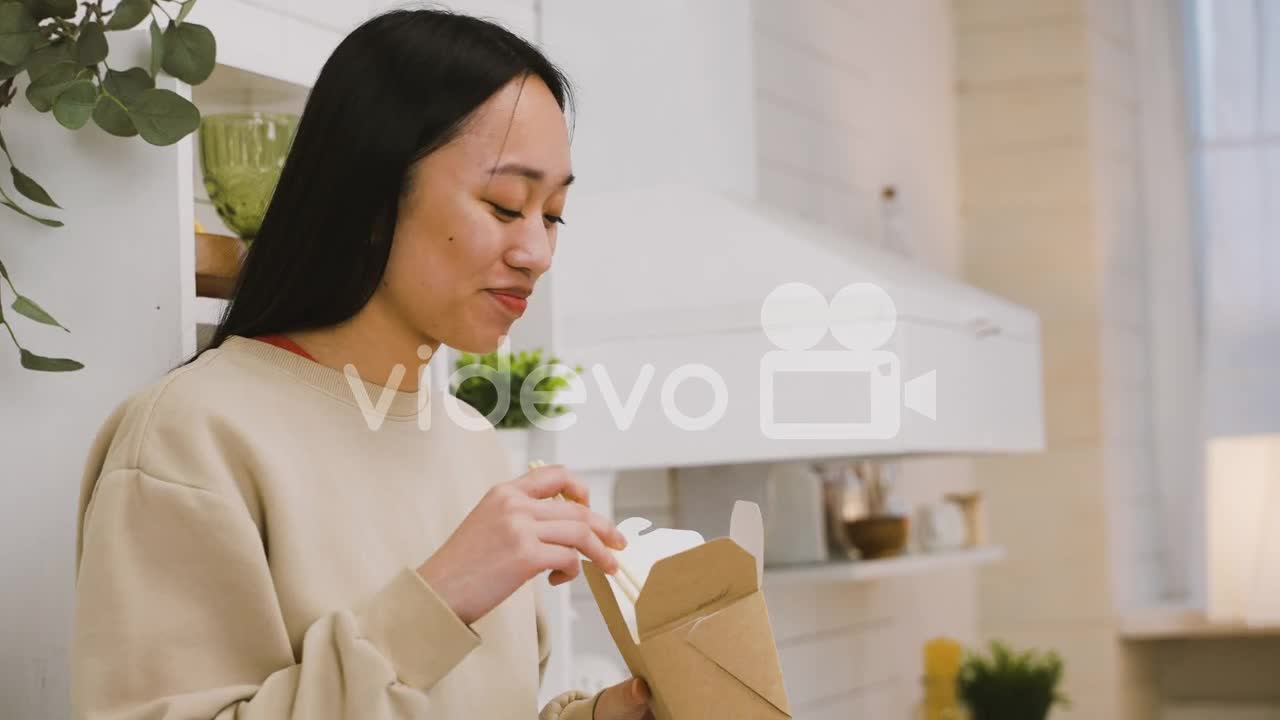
73 9 653 720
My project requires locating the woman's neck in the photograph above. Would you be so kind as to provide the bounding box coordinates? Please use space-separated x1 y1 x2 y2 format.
288 306 440 393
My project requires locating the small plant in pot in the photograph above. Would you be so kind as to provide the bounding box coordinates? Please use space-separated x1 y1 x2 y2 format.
451 349 580 472
957 641 1068 720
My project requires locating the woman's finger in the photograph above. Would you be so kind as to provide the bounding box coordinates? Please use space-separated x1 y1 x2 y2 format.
532 498 627 550
535 544 583 581
514 464 590 504
595 677 654 720
536 520 619 573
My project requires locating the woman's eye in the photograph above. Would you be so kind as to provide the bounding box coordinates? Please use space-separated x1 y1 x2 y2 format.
543 214 565 226
489 203 524 221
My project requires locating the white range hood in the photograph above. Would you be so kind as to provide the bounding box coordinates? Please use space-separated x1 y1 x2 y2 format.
517 0 1044 471
528 184 1043 471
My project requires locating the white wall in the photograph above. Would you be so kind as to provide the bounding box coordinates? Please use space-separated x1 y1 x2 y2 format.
0 32 193 720
955 0 1171 716
956 0 1211 717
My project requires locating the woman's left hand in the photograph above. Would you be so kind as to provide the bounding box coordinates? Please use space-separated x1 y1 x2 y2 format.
592 677 654 720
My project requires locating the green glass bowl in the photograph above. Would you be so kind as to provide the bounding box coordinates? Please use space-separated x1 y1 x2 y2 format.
198 112 298 241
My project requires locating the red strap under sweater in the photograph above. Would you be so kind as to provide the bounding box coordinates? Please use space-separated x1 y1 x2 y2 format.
255 334 316 362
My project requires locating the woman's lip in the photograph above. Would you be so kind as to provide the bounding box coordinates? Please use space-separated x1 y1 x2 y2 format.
489 290 528 316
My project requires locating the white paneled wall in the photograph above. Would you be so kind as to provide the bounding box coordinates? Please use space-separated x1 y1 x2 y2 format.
957 0 1203 716
753 1 964 273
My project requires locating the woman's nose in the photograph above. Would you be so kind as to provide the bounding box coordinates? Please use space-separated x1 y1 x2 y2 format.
506 222 554 275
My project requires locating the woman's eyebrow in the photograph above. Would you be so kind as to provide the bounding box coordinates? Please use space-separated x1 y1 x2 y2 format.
490 162 575 187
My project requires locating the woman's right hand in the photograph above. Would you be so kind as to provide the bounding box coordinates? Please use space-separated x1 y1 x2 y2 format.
416 463 626 625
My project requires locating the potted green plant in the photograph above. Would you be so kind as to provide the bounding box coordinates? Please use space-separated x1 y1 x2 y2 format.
451 348 581 472
957 641 1068 720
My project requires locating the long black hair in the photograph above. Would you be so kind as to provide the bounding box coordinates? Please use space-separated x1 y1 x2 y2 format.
202 8 573 354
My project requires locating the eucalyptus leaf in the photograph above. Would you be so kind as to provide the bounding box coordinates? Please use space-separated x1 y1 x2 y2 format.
127 87 199 145
161 21 214 84
24 40 71 82
11 166 59 208
102 67 152 104
148 19 162 78
19 348 83 371
0 257 8 281
52 79 96 129
24 61 75 111
12 294 67 330
177 0 197 23
0 198 63 226
91 95 135 136
21 0 75 19
93 69 150 136
107 0 151 30
0 2 38 66
74 21 108 66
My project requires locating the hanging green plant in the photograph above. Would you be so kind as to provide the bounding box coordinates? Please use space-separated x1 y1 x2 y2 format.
0 0 216 372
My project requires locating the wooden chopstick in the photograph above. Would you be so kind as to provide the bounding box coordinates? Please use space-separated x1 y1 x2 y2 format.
528 460 643 604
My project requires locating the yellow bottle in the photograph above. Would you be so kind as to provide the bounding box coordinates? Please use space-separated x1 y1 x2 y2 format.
919 637 967 720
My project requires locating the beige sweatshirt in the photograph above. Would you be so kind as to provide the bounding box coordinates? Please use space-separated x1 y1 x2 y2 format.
73 336 598 719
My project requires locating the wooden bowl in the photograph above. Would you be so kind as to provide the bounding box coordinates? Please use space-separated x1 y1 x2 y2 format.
845 515 909 560
195 232 246 299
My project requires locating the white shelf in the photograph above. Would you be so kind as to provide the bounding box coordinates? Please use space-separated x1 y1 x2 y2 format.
762 546 1005 586
1120 604 1280 640
195 297 229 328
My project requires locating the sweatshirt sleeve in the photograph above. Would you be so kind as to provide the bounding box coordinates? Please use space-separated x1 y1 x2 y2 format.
73 468 480 720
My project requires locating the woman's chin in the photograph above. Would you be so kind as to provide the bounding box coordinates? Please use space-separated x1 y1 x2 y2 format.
446 325 514 354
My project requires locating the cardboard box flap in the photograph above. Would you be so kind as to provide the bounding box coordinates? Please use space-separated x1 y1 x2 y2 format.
686 592 791 716
582 560 649 676
637 538 757 639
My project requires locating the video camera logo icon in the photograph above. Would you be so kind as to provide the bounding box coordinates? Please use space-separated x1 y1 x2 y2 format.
759 282 937 441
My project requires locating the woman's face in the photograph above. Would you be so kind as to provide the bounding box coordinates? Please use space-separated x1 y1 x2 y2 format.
379 75 573 353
